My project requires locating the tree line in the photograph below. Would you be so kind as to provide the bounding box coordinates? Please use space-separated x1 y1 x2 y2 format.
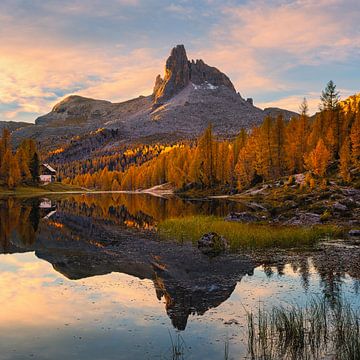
0 129 40 188
67 82 359 192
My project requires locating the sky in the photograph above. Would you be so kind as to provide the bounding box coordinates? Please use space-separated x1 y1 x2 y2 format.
0 0 359 122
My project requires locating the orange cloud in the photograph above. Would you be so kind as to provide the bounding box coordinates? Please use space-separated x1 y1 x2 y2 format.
193 0 360 98
0 43 161 121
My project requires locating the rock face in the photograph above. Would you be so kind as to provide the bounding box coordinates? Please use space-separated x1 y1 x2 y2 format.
153 44 236 106
153 45 190 105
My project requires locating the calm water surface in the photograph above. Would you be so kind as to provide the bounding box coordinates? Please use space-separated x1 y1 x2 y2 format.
0 194 359 360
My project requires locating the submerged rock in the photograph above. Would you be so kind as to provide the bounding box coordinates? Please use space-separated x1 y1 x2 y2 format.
198 232 229 256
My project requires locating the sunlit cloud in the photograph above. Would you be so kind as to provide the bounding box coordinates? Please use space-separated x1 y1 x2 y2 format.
0 44 161 121
198 0 360 106
0 0 358 122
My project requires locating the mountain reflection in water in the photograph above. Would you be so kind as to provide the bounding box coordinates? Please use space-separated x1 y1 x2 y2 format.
0 194 360 333
0 194 255 331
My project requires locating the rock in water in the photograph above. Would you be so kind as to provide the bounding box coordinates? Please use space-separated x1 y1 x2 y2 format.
349 230 360 237
198 232 229 256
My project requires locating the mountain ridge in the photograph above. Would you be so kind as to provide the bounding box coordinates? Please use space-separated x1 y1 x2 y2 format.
12 45 299 157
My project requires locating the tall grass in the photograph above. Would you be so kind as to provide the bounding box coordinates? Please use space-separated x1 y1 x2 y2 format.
158 215 344 249
247 297 360 360
167 332 186 360
224 337 230 360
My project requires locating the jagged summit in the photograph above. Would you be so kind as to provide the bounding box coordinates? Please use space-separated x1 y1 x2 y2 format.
153 45 236 106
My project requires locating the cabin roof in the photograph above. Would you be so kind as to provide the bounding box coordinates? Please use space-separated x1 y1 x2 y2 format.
42 163 56 173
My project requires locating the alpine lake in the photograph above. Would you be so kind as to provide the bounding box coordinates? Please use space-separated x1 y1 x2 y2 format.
1 193 359 360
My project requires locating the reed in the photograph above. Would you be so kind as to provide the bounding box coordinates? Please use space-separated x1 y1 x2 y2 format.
246 297 360 360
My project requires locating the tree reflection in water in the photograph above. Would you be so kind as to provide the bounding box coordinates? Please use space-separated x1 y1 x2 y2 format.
0 194 359 331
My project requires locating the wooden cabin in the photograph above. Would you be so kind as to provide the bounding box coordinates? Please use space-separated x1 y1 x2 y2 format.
40 163 57 184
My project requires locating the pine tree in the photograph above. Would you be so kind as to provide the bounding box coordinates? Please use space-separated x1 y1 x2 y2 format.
233 128 247 165
16 148 31 181
111 179 121 191
0 150 12 182
339 136 352 182
299 97 309 116
350 112 360 170
272 114 286 177
259 116 273 179
29 152 40 183
0 128 11 173
9 155 21 187
285 118 298 173
304 139 331 177
320 81 342 158
320 80 340 111
235 132 258 189
198 124 215 187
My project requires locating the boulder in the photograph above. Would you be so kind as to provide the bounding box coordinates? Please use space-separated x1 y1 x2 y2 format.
198 232 229 256
285 212 321 226
349 230 360 237
333 202 348 212
226 212 259 223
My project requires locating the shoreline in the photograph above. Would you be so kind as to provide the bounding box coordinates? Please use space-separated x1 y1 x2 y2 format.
0 183 175 198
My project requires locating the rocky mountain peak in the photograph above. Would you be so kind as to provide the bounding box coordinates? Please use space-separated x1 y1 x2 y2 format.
153 45 189 105
153 45 236 106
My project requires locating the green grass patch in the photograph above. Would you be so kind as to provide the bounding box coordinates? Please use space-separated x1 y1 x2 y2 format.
158 215 344 249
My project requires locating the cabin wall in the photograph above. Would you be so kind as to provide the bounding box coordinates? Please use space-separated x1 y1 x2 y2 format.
40 175 54 184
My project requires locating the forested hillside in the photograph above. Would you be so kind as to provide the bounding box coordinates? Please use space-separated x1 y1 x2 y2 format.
55 143 182 180
67 82 360 192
